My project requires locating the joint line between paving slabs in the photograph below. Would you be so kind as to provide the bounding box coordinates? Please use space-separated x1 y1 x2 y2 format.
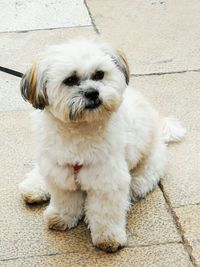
131 68 200 77
0 252 69 263
0 25 93 34
127 240 182 249
159 183 198 267
84 0 100 34
173 202 200 209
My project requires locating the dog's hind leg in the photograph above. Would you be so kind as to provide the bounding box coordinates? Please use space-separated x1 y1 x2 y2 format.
19 166 50 204
130 117 186 201
130 138 166 201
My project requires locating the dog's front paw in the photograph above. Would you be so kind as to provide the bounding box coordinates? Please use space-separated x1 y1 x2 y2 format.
19 168 50 204
95 239 122 253
92 228 127 253
19 177 50 204
44 206 81 231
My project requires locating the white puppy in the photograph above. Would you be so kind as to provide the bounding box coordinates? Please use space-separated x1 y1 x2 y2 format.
19 39 185 252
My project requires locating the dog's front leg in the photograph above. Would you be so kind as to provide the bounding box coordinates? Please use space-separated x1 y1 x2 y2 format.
44 189 84 230
43 163 84 231
84 164 131 252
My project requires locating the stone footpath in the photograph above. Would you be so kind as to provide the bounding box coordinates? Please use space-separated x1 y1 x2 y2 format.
0 1 200 266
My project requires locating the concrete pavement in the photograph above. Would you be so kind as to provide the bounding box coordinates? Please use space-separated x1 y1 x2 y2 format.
0 0 199 266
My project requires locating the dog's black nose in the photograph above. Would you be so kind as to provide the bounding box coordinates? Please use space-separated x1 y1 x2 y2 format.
84 89 99 100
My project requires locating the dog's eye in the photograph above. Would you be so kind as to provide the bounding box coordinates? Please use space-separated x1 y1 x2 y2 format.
92 71 104 81
63 75 79 86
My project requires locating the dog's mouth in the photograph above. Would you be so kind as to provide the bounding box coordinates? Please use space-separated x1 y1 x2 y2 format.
85 98 102 110
68 97 103 121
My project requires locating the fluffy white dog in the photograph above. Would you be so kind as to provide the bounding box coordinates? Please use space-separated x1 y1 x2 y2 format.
19 39 185 252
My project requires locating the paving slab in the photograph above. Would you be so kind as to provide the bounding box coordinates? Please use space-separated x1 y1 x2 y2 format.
175 205 200 242
175 205 200 266
0 27 96 71
0 0 91 32
0 27 96 111
130 72 200 208
0 112 93 260
0 111 181 260
86 0 200 74
190 240 200 266
127 188 180 246
0 244 192 267
0 0 198 266
0 72 30 112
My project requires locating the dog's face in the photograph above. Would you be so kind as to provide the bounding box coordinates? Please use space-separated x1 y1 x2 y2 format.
21 39 130 123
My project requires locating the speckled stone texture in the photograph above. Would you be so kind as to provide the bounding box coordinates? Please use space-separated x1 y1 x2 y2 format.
130 73 200 208
129 73 200 265
0 245 193 267
175 206 200 266
86 0 200 75
0 0 200 266
0 27 96 72
0 0 91 32
127 188 180 246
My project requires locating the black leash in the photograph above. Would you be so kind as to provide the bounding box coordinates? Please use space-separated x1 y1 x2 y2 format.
0 66 24 78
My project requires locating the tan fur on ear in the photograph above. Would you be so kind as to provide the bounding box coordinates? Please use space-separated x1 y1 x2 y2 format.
117 51 130 84
20 63 48 110
28 64 38 108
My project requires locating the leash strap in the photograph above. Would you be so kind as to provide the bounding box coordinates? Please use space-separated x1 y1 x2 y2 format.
0 66 23 78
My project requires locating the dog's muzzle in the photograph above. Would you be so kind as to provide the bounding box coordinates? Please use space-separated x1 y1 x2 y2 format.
84 88 102 110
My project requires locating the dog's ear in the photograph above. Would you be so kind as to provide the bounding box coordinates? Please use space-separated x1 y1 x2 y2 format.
116 51 130 85
108 50 130 85
20 64 48 109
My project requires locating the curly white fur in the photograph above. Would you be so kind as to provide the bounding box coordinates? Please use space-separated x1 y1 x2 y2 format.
19 39 185 252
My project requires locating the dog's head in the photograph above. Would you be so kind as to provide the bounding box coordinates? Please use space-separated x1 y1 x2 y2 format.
21 39 130 123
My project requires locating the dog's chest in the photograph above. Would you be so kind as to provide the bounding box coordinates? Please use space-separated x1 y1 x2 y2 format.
52 134 103 166
39 115 121 168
